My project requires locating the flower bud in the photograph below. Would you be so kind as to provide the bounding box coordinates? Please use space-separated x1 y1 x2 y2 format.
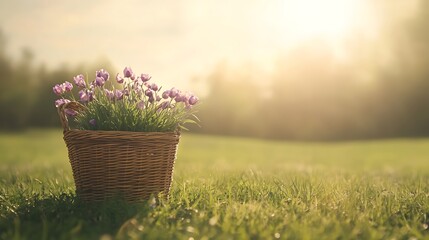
141 73 151 82
95 76 105 87
63 81 73 92
150 83 159 91
175 93 186 102
123 67 133 78
73 74 86 88
79 90 93 103
169 87 179 98
116 73 124 84
148 95 155 103
96 69 110 81
105 89 114 101
54 98 70 108
145 89 153 97
189 95 199 105
114 89 123 100
162 90 170 99
53 84 65 95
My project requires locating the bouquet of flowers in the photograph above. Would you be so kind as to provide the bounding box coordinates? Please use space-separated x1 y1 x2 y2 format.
53 67 199 132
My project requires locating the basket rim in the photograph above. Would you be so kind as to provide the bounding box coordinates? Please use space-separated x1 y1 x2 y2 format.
63 129 181 143
65 129 180 135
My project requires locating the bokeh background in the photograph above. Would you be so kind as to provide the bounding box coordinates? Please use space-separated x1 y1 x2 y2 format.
0 0 428 140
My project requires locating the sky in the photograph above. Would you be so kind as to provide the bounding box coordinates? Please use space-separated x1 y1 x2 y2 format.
0 0 386 90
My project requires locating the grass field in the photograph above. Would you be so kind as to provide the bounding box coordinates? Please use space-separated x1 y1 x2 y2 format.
0 130 428 239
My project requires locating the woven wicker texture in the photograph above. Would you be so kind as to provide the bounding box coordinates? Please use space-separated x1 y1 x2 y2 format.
59 102 180 202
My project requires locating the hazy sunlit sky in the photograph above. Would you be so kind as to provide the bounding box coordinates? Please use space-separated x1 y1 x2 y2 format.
0 0 414 89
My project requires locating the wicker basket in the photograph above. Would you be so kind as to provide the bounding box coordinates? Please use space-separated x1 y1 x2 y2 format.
58 102 180 202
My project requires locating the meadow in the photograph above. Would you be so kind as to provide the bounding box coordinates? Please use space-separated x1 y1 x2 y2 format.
0 130 428 239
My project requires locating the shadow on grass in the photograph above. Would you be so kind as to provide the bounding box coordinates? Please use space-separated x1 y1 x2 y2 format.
0 193 153 240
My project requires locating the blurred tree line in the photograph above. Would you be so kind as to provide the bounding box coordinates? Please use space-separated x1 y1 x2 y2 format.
192 0 429 140
0 1 428 140
0 30 115 130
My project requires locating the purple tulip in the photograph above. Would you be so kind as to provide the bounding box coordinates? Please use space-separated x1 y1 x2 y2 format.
53 84 65 95
96 69 110 81
79 90 93 103
116 73 124 84
65 108 77 117
175 93 186 103
162 90 170 99
105 89 114 101
123 67 133 78
145 89 153 97
156 95 161 102
141 73 151 82
73 74 86 88
89 119 96 126
63 81 73 92
150 83 159 91
137 100 145 110
114 89 123 100
130 73 136 80
133 79 143 89
148 95 155 103
94 76 105 87
189 95 199 105
169 88 179 98
54 98 70 108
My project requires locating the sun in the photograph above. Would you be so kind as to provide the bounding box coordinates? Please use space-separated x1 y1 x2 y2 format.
278 0 360 43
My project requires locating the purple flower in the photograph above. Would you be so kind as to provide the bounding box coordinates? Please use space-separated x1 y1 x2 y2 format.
89 119 96 126
114 89 123 100
79 90 93 103
162 90 170 99
175 93 186 103
64 81 73 92
141 73 151 82
130 73 136 80
65 108 77 117
123 67 133 78
73 74 86 88
148 96 155 103
145 89 153 97
94 76 105 87
133 79 143 90
54 98 70 108
156 95 161 102
105 89 114 101
150 83 159 91
189 95 199 105
53 84 65 95
137 100 145 110
116 73 124 84
96 69 110 81
169 87 179 98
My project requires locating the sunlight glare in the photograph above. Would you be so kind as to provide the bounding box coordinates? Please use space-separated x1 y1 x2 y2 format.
279 0 360 42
